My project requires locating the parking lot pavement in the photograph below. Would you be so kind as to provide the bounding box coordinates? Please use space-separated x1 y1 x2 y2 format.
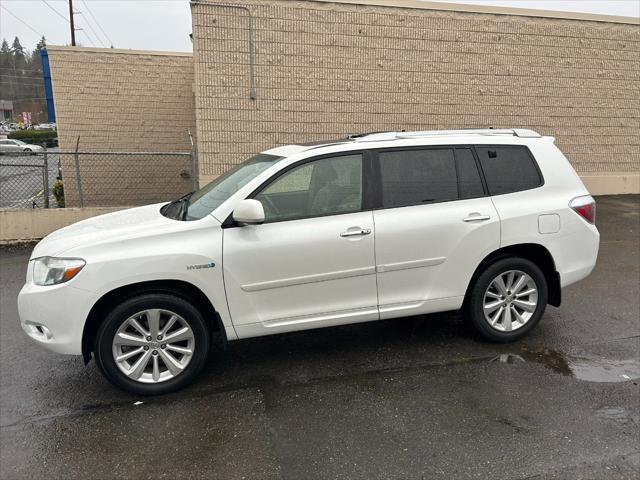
1 195 638 479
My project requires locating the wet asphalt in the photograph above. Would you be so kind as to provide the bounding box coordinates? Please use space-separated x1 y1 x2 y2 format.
0 195 638 480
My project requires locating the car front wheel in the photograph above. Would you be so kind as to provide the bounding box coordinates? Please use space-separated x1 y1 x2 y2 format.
94 293 210 395
467 257 548 342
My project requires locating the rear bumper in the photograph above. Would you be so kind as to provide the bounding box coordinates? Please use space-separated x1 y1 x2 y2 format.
18 282 97 355
545 223 600 289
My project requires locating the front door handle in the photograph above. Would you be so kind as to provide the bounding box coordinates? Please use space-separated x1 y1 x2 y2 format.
340 228 372 238
463 214 491 222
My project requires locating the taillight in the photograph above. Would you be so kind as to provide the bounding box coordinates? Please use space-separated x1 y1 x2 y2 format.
570 195 596 224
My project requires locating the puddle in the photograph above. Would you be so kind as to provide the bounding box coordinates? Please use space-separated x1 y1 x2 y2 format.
596 406 640 425
569 357 640 383
509 345 573 376
491 354 526 365
495 345 640 383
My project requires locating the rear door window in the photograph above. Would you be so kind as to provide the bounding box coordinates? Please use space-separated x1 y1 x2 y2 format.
379 148 458 208
475 146 543 195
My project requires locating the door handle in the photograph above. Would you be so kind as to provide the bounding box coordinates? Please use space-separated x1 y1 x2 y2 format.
463 214 491 222
340 228 372 238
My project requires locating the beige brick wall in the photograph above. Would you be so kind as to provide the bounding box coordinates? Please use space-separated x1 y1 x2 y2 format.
47 46 197 206
191 0 640 190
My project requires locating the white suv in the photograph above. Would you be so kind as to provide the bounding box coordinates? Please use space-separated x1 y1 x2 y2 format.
18 129 599 394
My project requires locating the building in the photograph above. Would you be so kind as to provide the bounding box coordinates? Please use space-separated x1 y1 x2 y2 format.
13 100 48 125
191 0 639 194
0 99 13 121
47 0 640 197
46 46 196 206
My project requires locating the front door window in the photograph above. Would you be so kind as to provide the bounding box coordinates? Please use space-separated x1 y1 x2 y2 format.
255 154 363 222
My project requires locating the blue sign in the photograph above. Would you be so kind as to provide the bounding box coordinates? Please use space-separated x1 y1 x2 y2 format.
40 49 56 123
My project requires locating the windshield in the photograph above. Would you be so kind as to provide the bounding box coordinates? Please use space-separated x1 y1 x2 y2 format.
13 140 26 145
185 153 283 221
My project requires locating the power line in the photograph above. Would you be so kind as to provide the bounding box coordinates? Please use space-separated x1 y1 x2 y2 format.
5 97 47 102
0 82 45 88
0 75 45 83
40 0 69 23
0 74 44 79
81 0 114 47
1 6 45 37
0 68 42 73
1 85 45 89
0 80 45 85
76 12 106 47
78 28 96 47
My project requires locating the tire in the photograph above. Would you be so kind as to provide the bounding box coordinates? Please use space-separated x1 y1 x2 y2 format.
466 257 548 342
94 293 211 395
23 148 32 152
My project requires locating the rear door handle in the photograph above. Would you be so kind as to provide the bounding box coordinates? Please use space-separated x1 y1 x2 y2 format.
340 228 371 238
463 214 491 222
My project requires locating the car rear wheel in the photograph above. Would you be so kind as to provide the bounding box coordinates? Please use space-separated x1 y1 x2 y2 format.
467 257 548 342
95 293 210 395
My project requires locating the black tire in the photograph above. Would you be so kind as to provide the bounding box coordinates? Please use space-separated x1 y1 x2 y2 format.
23 148 32 152
94 293 210 395
466 257 547 342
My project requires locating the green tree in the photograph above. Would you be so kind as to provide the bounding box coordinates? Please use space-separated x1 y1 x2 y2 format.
0 39 10 70
0 39 10 66
11 37 25 57
11 37 27 69
0 38 15 100
32 36 47 64
0 37 47 122
35 36 47 54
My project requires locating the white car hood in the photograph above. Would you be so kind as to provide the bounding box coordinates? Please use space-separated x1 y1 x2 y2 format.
31 203 181 258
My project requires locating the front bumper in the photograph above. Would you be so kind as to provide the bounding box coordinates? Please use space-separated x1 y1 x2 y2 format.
18 281 97 355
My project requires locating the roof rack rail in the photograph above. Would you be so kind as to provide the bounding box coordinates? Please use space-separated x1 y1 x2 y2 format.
352 128 541 142
397 129 541 138
348 131 397 139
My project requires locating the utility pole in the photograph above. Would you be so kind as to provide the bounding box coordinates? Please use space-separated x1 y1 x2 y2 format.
69 0 76 46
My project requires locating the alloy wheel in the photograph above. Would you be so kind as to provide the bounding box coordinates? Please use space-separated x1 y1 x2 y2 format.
483 270 538 332
111 309 195 383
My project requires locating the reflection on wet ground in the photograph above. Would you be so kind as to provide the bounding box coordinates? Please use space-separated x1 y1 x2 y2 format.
570 357 640 382
596 406 640 426
497 343 640 383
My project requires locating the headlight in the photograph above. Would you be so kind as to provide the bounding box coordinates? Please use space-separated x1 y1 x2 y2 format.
33 257 86 286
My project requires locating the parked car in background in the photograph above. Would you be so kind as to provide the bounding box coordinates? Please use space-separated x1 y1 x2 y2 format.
0 139 44 154
33 123 56 131
0 121 15 134
18 128 599 395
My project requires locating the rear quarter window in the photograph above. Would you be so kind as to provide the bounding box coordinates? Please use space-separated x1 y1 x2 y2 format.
475 146 543 195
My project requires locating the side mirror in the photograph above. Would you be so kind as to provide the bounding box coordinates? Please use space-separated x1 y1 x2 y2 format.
232 199 265 225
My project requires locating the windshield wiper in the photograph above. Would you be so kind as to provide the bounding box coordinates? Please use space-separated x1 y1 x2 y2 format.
161 191 194 220
177 192 195 220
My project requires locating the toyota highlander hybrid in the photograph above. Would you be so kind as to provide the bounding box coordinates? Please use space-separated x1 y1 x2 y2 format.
18 129 599 394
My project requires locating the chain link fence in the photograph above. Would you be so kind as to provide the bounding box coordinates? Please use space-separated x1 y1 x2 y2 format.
0 149 197 209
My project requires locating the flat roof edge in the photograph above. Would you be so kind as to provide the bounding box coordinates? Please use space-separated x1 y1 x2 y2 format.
45 45 193 57
310 0 640 25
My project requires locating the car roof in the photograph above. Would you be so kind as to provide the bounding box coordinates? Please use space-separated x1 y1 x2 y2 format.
262 129 543 157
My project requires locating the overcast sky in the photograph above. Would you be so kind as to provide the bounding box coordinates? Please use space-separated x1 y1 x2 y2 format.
0 0 638 53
